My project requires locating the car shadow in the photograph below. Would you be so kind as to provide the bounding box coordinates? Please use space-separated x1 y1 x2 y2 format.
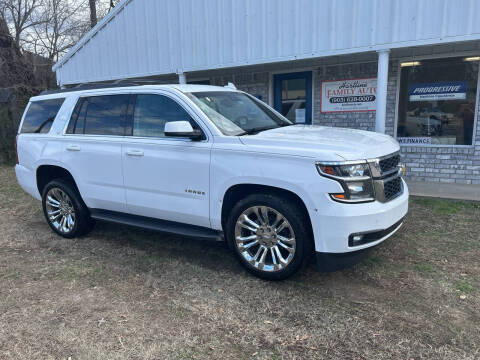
86 219 323 282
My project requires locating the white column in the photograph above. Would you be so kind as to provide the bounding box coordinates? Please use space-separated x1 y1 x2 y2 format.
375 49 390 133
178 72 187 84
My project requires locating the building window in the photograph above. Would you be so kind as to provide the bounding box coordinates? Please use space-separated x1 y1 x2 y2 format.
397 56 478 146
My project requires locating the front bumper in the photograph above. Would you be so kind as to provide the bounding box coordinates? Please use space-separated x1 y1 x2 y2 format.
315 217 404 272
310 179 409 254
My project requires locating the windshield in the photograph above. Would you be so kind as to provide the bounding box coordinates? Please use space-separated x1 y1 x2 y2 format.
186 91 293 136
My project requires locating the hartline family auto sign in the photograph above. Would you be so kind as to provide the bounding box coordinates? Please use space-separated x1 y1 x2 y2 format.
321 78 377 113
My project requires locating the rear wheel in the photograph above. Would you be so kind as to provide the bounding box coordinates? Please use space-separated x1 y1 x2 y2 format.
226 193 311 280
42 179 94 238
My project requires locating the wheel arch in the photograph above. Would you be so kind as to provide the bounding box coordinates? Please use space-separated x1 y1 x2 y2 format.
220 183 314 239
36 164 80 196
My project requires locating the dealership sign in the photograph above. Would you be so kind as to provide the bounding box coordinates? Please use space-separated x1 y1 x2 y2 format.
321 78 377 113
409 81 467 101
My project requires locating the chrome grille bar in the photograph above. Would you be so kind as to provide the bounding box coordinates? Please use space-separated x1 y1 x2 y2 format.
368 152 403 203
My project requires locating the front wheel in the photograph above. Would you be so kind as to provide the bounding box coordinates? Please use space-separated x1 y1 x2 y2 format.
226 194 312 280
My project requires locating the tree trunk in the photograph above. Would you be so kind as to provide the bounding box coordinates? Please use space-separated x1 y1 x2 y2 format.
89 0 97 28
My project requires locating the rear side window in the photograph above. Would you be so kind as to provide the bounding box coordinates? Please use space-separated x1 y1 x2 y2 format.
132 94 195 137
21 98 65 134
67 95 129 136
66 99 88 134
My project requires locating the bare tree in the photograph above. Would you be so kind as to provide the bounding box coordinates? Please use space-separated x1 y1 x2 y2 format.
88 0 117 29
2 0 118 61
27 0 88 61
0 0 43 46
88 0 96 28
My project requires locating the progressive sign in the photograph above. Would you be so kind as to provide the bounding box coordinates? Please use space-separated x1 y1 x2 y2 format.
409 81 467 101
321 78 377 113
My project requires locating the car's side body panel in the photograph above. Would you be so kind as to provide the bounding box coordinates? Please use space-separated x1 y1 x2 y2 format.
122 137 212 227
61 135 126 212
15 84 409 263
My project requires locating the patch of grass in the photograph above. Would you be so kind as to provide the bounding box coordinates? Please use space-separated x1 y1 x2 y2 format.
174 349 196 360
59 264 105 283
60 266 80 281
361 254 384 268
456 238 480 251
414 263 434 274
412 197 480 215
455 281 476 294
137 254 163 266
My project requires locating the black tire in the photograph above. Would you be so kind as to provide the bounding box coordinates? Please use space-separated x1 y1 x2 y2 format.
41 179 94 238
226 193 312 280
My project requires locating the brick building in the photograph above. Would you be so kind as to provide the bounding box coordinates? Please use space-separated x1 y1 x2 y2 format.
52 0 480 184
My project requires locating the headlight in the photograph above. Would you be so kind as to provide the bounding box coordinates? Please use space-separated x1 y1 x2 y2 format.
316 162 375 203
318 163 371 178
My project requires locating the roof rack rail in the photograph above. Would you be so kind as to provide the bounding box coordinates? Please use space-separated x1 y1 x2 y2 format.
39 81 155 96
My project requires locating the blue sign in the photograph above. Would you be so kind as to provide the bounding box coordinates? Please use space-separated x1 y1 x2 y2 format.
409 81 467 101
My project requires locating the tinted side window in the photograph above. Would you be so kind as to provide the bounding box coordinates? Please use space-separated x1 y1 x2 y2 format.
84 95 129 136
133 94 194 138
21 98 65 134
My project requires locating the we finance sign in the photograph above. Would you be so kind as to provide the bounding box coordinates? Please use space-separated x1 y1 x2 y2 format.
321 78 377 113
409 82 467 101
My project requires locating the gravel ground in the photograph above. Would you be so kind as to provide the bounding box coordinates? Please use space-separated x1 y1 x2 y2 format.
0 165 479 359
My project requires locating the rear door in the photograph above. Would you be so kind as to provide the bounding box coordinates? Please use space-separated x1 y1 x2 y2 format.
62 94 131 212
121 92 212 227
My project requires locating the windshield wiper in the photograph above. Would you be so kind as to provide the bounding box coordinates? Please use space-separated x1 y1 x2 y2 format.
239 126 277 135
238 124 294 136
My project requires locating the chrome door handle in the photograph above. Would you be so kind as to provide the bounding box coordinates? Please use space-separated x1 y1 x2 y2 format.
66 145 81 151
126 149 144 157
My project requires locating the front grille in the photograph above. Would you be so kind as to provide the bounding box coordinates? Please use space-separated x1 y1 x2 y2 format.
379 154 400 174
383 177 402 201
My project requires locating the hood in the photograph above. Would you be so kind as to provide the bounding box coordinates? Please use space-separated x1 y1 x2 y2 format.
238 125 400 161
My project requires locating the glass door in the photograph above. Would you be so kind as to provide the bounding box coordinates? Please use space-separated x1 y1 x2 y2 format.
273 71 312 124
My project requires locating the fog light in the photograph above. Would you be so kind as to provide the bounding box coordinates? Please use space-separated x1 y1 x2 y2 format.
348 234 366 247
352 235 363 243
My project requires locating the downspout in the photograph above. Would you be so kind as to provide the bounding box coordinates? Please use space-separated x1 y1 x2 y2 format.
375 49 390 133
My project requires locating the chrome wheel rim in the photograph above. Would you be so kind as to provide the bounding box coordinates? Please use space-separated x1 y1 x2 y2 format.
234 206 296 272
45 188 76 234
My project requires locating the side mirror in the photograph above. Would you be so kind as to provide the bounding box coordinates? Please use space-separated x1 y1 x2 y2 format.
164 121 203 141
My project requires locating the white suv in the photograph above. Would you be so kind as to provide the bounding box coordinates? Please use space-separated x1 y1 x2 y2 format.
15 84 408 280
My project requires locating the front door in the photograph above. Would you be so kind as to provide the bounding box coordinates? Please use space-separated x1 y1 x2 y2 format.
121 93 211 228
273 71 312 124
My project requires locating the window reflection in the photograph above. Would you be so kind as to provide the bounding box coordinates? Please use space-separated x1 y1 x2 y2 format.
84 95 129 136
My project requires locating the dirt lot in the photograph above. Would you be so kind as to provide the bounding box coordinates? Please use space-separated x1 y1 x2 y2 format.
1 166 479 359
